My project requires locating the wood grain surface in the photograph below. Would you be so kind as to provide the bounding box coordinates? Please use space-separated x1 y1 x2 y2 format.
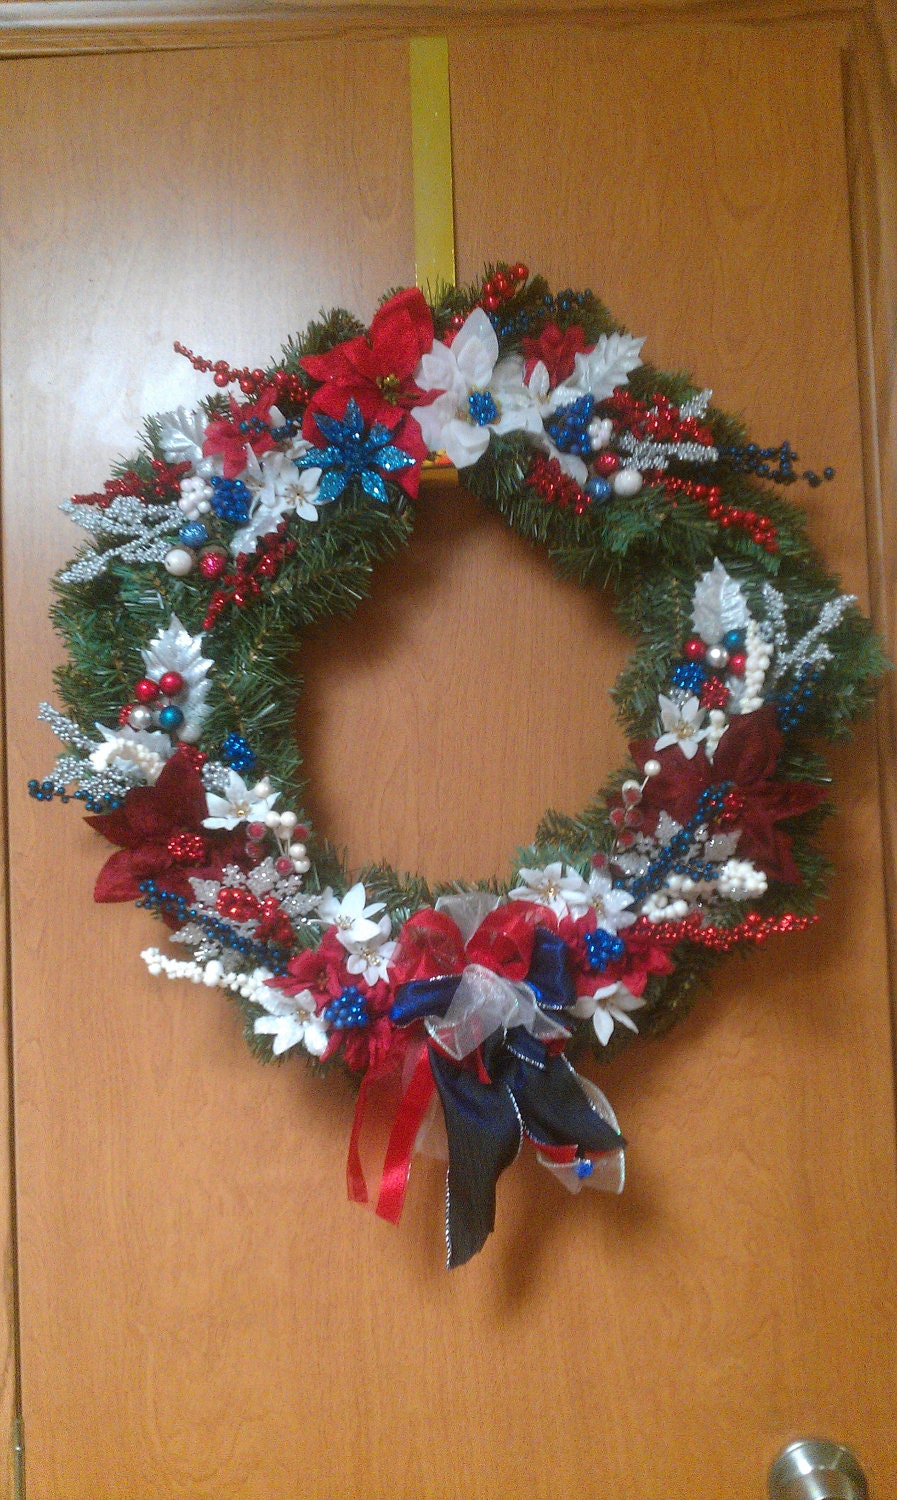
0 14 895 1500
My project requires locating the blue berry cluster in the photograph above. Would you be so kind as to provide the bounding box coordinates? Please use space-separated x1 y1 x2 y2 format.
625 784 733 903
221 732 256 775
27 778 121 813
136 881 290 972
584 928 626 972
545 394 596 457
719 440 834 489
467 391 498 427
574 1157 594 1179
671 662 707 694
775 665 822 732
324 986 369 1030
210 476 252 524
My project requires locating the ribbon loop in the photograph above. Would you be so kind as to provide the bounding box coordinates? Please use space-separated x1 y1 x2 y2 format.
425 962 569 1061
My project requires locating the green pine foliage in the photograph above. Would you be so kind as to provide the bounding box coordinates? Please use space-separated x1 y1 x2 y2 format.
39 265 886 1066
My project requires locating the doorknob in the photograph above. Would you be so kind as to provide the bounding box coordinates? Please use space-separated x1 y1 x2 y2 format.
768 1439 868 1500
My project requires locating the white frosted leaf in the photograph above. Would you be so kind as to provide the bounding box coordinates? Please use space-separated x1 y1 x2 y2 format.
691 559 750 643
142 614 213 741
157 407 207 466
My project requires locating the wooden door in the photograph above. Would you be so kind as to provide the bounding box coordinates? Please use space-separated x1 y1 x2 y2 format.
1 11 896 1498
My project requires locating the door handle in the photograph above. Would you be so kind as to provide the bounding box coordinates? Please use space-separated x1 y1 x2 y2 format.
768 1439 868 1499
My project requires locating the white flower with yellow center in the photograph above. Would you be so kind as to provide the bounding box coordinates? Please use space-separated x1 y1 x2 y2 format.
202 771 279 829
653 694 708 760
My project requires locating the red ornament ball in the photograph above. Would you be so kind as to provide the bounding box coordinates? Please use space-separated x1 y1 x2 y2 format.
199 546 228 580
158 670 185 697
592 451 621 477
727 651 747 677
684 637 706 661
134 677 160 703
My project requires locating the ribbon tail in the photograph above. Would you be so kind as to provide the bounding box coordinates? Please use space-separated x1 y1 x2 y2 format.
499 1031 625 1155
346 1069 374 1206
428 1046 523 1269
374 1041 435 1225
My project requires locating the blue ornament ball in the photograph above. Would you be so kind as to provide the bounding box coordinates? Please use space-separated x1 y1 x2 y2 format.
158 704 185 732
585 476 612 502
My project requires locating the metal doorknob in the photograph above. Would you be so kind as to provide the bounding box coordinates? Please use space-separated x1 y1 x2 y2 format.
768 1439 868 1500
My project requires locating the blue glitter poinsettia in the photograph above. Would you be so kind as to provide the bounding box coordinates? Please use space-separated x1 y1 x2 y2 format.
295 398 419 504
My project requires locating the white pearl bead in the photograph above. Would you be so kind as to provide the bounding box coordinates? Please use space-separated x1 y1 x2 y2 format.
128 705 153 731
288 842 307 859
255 777 271 795
643 758 662 777
264 809 281 828
164 547 194 577
705 644 729 671
293 857 311 874
279 811 297 831
612 467 643 497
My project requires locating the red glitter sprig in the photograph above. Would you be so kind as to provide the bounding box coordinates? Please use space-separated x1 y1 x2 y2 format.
526 453 590 514
70 459 190 510
202 521 297 631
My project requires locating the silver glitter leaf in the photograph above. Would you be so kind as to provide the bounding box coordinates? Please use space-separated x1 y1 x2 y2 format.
142 615 213 742
157 407 207 467
691 559 750 644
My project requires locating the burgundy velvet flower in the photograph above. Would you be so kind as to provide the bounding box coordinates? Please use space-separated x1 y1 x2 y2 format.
628 705 827 883
86 752 246 904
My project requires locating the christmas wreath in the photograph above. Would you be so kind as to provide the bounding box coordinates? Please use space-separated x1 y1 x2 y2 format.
33 264 882 1267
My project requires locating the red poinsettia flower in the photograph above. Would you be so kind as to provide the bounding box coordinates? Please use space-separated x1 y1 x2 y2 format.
300 287 436 441
202 385 281 479
521 321 591 386
627 705 827 883
274 927 349 1007
602 921 675 997
85 751 248 904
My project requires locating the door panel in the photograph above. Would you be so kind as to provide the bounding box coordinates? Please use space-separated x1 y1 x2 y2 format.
1 19 895 1499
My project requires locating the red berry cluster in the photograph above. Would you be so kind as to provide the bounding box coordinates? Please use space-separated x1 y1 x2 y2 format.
526 453 590 514
70 458 190 510
173 341 307 404
167 832 207 865
215 888 293 946
652 474 778 553
627 909 816 952
202 521 297 631
699 676 731 711
444 262 529 337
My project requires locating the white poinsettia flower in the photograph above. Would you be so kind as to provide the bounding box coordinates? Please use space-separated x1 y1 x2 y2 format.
89 724 172 784
410 309 543 468
252 983 329 1057
202 771 279 829
318 883 387 948
572 982 646 1047
581 869 637 933
229 446 323 556
343 916 397 986
509 861 592 919
653 693 708 759
551 332 645 407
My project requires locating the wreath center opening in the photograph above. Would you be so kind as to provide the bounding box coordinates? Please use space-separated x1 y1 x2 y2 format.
297 481 630 884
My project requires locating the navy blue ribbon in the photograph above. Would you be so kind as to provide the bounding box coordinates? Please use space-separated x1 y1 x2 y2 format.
390 927 624 1268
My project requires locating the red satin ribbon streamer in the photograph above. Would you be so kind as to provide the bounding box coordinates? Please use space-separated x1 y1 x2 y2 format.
346 1033 435 1223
